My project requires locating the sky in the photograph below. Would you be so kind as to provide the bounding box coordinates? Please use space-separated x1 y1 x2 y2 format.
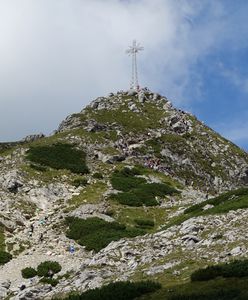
1 0 248 150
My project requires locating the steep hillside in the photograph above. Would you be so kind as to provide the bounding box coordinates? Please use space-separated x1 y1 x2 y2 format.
0 89 248 299
56 89 248 192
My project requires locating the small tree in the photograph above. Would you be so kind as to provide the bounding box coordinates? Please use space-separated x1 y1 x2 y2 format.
37 261 62 277
0 251 12 265
22 267 37 279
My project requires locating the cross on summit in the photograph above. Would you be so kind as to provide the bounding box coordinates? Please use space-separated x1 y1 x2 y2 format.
126 40 144 91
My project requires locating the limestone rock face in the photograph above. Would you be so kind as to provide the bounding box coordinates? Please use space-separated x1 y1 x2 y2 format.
22 134 45 143
55 89 248 191
1 89 248 300
0 170 24 193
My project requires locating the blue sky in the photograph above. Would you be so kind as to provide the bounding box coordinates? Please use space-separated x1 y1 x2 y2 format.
0 0 248 150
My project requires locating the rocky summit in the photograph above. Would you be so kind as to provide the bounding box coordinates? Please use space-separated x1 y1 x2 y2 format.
0 89 248 299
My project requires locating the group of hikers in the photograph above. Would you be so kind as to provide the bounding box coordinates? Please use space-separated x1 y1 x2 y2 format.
28 220 44 242
143 157 174 175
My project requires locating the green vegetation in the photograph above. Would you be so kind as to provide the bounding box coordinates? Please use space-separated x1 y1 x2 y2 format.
110 167 145 192
0 142 24 155
21 267 37 279
69 182 107 208
134 219 155 228
141 260 248 300
191 260 248 281
110 168 179 207
0 251 12 265
185 188 248 215
92 172 104 179
85 100 166 134
30 163 47 172
145 278 248 300
40 277 59 286
115 206 168 233
0 226 5 251
21 261 62 286
72 177 88 187
27 143 89 174
166 188 248 228
37 261 62 277
61 281 161 300
13 200 37 218
65 217 144 252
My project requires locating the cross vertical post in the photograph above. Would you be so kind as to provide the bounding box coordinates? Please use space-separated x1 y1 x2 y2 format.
126 40 144 91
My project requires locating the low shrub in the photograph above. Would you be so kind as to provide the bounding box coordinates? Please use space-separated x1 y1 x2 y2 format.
72 177 88 187
21 267 37 279
63 280 161 300
111 176 146 192
184 188 248 215
27 143 89 174
111 191 158 207
37 261 62 277
221 260 248 278
40 277 59 286
118 167 142 177
134 219 155 228
0 251 12 265
92 172 103 179
66 217 144 252
110 168 179 207
191 265 222 281
191 260 248 282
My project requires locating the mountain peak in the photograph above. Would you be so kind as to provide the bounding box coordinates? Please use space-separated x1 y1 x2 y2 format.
55 89 248 192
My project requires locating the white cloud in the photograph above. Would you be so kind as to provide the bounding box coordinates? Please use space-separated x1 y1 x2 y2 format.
0 0 248 141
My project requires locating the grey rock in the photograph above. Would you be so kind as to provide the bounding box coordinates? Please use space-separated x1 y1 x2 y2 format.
230 246 243 256
22 134 45 143
202 204 214 210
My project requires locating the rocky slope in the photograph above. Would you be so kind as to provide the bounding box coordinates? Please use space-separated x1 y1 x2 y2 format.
0 89 248 299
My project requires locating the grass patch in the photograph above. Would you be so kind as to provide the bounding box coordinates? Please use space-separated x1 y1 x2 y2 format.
69 182 107 207
26 143 89 174
141 260 248 300
72 177 88 187
61 280 161 300
134 219 155 228
114 206 169 232
85 100 166 134
0 226 5 251
184 188 248 215
166 188 248 228
65 217 145 252
143 278 248 300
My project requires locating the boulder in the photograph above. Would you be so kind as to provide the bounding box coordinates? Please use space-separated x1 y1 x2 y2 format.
1 170 23 193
